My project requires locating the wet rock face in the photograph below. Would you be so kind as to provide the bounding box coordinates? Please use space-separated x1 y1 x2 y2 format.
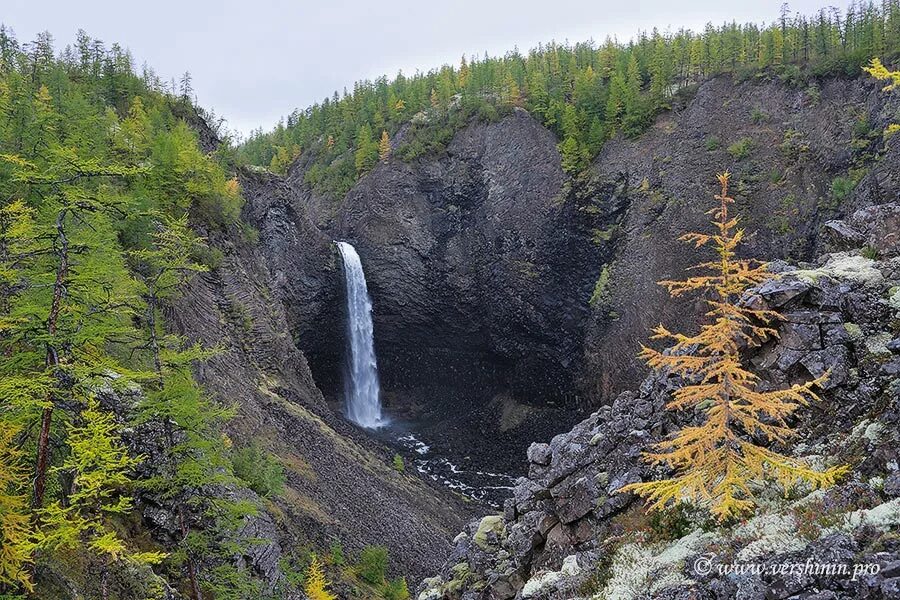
238 169 344 395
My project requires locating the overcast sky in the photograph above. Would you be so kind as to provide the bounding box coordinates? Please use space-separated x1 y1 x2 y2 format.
6 0 833 138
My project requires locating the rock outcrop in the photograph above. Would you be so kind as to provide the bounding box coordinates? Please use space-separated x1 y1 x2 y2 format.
244 73 900 479
585 75 900 403
417 214 900 598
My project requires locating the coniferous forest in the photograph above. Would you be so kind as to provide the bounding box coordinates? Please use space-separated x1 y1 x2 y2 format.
239 2 900 192
3 1 900 599
0 26 264 599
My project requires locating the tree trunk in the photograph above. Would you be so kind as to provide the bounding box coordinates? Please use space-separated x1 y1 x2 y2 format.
99 562 110 600
149 292 202 600
179 507 203 600
32 210 68 509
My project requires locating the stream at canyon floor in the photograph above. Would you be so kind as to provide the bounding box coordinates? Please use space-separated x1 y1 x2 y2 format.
373 423 518 507
337 240 517 506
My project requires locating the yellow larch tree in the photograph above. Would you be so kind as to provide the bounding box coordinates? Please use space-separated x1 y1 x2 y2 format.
378 130 391 162
620 172 848 521
863 57 900 90
458 55 470 89
863 58 900 138
0 420 37 591
304 554 336 600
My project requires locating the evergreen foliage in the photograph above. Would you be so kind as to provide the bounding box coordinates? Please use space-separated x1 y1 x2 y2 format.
238 3 900 188
0 421 36 591
620 173 848 521
357 545 389 585
231 443 287 498
0 26 266 596
382 577 411 600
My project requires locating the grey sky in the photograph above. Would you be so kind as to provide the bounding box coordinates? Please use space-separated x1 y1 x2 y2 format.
6 0 832 138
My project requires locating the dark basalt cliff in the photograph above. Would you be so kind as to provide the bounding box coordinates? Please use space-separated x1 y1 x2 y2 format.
585 75 900 400
242 107 617 472
159 72 900 590
236 74 898 475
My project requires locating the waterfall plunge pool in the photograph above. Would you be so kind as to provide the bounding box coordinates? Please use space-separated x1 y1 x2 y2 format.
336 241 515 506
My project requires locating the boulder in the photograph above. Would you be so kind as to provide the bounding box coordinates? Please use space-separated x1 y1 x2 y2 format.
755 278 812 307
823 219 866 250
551 474 599 524
850 203 900 257
527 442 552 466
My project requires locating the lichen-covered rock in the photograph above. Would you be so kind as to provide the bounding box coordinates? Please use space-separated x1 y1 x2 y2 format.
418 254 900 600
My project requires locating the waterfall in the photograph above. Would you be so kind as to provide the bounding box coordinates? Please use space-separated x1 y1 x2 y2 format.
336 241 385 428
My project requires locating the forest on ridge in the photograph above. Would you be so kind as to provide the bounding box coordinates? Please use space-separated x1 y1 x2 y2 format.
238 1 900 196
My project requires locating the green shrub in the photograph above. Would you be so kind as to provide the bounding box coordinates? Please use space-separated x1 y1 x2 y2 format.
830 175 857 204
241 223 260 244
768 168 783 183
357 545 389 585
853 116 872 139
392 454 405 472
191 244 224 270
862 246 880 260
727 137 753 160
750 106 768 123
589 266 611 308
805 83 821 105
647 502 695 542
780 129 810 158
232 444 286 498
704 136 721 151
329 540 345 567
475 102 500 123
382 577 410 600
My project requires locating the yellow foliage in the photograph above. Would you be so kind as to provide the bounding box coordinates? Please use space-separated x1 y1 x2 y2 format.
620 173 848 521
458 56 470 88
38 399 165 564
0 421 37 591
863 57 900 91
378 130 391 162
269 144 301 175
304 554 336 600
225 177 241 196
864 59 900 139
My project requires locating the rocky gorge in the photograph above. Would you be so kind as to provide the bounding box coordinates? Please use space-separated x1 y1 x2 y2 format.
233 73 900 475
126 72 900 597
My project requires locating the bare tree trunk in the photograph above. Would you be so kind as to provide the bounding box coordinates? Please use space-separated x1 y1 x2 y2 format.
32 210 68 509
99 562 110 600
